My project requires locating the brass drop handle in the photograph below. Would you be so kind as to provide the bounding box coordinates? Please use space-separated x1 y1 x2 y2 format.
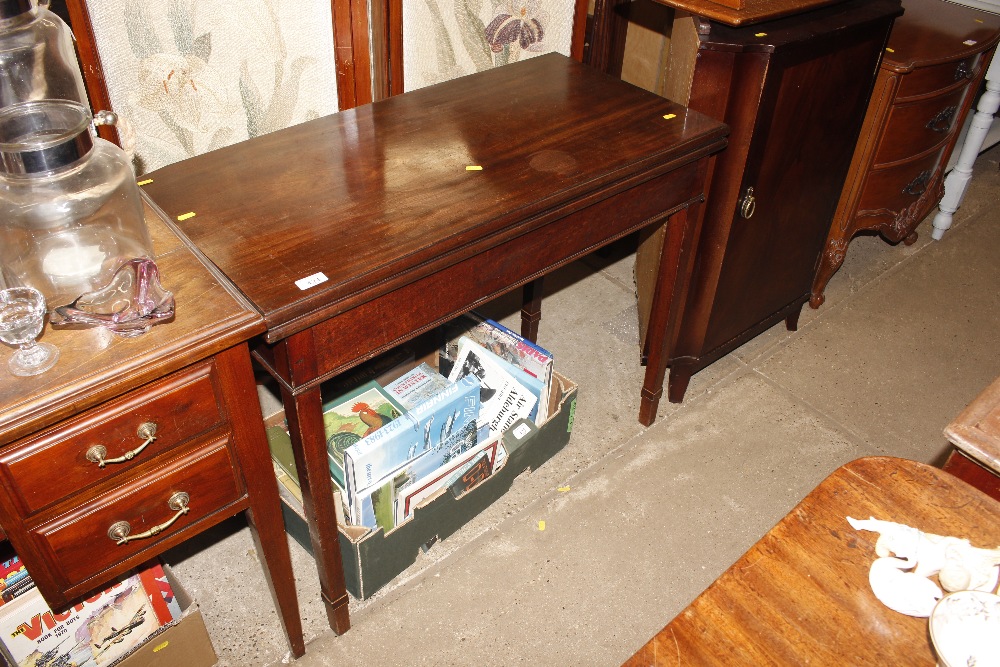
739 186 756 219
927 106 957 133
955 61 973 81
107 491 190 545
86 422 158 468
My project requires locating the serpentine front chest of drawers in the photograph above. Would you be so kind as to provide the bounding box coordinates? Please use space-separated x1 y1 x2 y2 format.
0 197 304 657
811 0 1000 308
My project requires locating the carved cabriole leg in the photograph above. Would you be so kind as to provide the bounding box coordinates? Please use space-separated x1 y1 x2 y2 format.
933 72 1000 240
810 236 850 309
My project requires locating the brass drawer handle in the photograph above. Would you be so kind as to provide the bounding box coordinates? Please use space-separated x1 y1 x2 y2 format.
85 422 158 468
903 170 931 196
107 491 190 545
955 61 973 81
739 186 756 219
926 106 957 133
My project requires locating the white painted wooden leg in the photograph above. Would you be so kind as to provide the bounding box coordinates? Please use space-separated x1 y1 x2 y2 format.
933 75 1000 239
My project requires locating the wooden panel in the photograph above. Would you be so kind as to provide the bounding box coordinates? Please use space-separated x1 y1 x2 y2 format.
647 0 849 27
943 449 1000 503
874 86 968 164
0 361 224 515
297 168 705 388
30 441 243 591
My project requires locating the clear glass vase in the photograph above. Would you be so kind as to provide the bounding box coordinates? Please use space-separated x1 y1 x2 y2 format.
0 100 153 309
0 0 88 109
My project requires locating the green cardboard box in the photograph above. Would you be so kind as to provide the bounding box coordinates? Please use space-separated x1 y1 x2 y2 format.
278 373 577 600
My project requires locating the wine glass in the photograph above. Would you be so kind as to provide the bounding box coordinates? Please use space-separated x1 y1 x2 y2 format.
0 287 60 377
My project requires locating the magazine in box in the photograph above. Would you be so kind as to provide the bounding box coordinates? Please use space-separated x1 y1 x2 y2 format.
440 313 553 393
345 375 482 530
0 563 175 667
448 337 537 439
323 380 406 491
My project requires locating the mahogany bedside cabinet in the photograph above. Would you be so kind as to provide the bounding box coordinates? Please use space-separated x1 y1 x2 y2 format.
0 196 305 657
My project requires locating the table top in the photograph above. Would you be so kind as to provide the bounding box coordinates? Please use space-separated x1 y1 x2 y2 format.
651 0 850 27
945 376 1000 474
0 195 264 445
141 54 727 343
882 0 1000 72
623 456 1000 665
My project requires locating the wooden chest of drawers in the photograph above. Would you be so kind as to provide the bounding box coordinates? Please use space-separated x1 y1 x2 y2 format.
0 197 304 656
811 0 1000 308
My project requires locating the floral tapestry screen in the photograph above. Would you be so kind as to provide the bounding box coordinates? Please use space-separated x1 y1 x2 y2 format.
403 0 576 91
83 0 339 173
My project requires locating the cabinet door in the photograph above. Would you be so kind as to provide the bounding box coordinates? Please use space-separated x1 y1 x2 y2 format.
704 22 891 351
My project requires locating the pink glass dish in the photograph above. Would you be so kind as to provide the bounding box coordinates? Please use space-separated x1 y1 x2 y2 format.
50 258 174 337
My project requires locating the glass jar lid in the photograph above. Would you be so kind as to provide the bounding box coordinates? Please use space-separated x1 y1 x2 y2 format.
0 100 93 175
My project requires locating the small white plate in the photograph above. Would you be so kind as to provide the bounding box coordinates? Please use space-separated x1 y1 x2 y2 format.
929 589 1000 667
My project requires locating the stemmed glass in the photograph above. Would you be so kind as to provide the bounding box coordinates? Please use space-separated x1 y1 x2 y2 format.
0 287 59 376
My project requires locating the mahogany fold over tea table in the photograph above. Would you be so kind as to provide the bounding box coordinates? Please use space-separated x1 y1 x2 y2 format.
142 54 728 633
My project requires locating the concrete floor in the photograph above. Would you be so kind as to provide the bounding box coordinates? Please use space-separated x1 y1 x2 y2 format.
165 145 1000 666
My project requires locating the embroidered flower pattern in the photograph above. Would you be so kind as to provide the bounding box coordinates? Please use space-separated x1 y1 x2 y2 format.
484 0 547 54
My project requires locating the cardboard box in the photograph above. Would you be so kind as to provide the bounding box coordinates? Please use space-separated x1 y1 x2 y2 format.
112 566 216 667
280 372 577 599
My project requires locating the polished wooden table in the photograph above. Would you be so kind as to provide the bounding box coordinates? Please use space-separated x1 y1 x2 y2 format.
943 375 1000 502
623 457 1000 665
141 53 728 633
0 197 303 656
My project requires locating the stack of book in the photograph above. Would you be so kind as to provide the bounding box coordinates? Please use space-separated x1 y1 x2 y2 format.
0 559 180 667
264 314 554 536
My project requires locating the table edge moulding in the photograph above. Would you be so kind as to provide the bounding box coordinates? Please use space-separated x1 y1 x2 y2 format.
942 375 1000 502
139 54 729 634
0 194 305 657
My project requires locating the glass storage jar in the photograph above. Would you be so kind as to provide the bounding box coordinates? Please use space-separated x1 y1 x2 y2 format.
0 100 152 308
0 0 87 108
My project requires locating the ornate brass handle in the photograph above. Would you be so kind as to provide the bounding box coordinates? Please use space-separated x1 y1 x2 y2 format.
926 106 957 133
86 422 158 468
107 491 190 545
739 186 756 219
955 61 973 81
903 170 931 196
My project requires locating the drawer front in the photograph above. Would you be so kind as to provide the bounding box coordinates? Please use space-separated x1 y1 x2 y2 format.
0 361 225 515
30 441 243 588
874 87 969 165
896 56 978 99
858 148 944 217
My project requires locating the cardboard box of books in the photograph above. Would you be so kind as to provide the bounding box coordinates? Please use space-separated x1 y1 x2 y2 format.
267 314 576 600
0 560 212 667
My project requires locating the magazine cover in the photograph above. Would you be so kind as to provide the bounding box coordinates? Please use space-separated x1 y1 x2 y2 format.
324 380 406 490
395 435 507 525
448 337 537 439
439 313 553 391
0 565 172 667
345 374 482 529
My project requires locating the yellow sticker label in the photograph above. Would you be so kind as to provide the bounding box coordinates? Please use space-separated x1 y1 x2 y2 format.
466 165 483 171
976 18 984 22
558 486 571 492
755 32 766 37
177 212 196 221
136 178 153 186
662 113 676 120
152 640 170 653
886 47 895 53
538 520 546 531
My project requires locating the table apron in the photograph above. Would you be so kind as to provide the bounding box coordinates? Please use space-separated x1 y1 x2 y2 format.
267 165 705 392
